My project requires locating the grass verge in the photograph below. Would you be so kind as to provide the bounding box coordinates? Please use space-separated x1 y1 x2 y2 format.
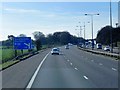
1 50 39 71
0 45 49 71
0 60 20 71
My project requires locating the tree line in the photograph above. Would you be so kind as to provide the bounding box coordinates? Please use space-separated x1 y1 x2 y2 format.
33 31 85 50
2 31 85 51
96 26 120 46
2 25 119 50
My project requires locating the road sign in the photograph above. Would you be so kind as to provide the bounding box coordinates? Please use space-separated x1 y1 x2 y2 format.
14 37 32 50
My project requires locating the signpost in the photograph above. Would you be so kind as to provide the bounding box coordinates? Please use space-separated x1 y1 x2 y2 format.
14 37 32 50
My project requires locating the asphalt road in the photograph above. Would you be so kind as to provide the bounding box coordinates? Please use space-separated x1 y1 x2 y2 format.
2 48 51 88
2 46 119 89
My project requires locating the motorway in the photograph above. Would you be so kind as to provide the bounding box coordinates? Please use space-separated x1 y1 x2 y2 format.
2 45 119 89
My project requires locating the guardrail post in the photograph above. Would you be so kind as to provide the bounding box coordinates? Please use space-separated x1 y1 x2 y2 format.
15 50 17 57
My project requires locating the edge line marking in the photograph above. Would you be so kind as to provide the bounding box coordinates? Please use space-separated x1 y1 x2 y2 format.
26 52 50 89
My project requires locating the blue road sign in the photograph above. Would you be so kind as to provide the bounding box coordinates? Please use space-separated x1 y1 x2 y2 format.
14 37 32 50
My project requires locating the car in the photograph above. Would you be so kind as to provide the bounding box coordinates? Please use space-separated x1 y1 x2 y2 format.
104 46 111 51
56 47 60 51
96 43 102 49
65 45 69 49
51 48 60 55
68 43 73 46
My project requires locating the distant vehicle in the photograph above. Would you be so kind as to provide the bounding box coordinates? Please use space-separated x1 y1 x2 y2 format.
113 47 119 54
85 45 89 48
77 43 84 48
56 47 60 51
65 45 69 49
68 43 73 46
96 43 102 49
104 46 111 51
51 48 60 55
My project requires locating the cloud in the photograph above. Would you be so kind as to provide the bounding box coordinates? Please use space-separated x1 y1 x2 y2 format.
4 8 40 13
3 8 59 18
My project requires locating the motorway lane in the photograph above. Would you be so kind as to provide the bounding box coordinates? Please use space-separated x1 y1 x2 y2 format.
2 48 51 88
62 46 118 88
2 45 118 88
31 49 96 88
63 46 118 71
31 46 118 88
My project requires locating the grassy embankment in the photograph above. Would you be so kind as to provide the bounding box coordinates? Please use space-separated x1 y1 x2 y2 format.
0 46 35 69
0 45 49 70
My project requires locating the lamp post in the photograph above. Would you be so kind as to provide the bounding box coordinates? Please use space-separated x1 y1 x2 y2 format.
75 29 79 37
110 0 113 53
115 23 118 47
85 13 99 50
80 22 86 48
76 24 83 45
76 25 82 38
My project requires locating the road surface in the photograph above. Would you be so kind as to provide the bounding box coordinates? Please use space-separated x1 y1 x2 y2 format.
2 46 119 89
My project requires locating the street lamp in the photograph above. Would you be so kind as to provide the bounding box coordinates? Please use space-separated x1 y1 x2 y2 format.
110 0 113 53
79 22 82 38
75 29 79 37
76 24 83 45
85 13 99 50
83 22 87 48
83 22 85 40
76 25 82 38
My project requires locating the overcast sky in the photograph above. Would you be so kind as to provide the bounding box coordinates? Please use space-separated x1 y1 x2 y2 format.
1 1 118 41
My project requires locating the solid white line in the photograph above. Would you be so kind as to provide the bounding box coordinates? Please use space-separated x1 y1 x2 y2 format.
26 52 50 89
112 68 117 71
83 76 88 80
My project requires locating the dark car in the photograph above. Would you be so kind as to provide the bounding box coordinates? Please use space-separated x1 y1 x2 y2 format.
96 43 102 49
65 45 69 49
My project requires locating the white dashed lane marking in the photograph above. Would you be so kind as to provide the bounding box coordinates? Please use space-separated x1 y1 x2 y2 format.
70 63 73 65
67 60 69 62
99 63 103 65
112 68 117 71
83 76 88 80
74 68 78 70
